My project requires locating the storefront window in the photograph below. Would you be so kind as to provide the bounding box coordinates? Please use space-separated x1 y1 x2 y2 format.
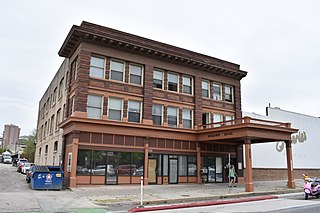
91 150 106 176
118 152 132 176
188 156 197 176
132 153 144 176
77 150 92 175
178 156 187 176
163 155 168 176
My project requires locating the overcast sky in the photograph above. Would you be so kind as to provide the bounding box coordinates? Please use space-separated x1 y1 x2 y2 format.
1 0 319 136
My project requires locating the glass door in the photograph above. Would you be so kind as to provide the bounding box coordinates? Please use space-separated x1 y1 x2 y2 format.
106 152 118 185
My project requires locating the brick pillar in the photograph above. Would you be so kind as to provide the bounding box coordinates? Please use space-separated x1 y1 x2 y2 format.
142 65 153 125
194 76 202 128
286 140 295 188
144 142 149 185
244 139 254 192
70 131 79 188
197 142 202 184
234 83 242 120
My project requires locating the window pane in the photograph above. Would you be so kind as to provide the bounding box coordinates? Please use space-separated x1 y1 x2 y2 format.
77 150 91 175
152 116 162 126
111 60 124 72
183 76 191 86
88 95 102 107
153 70 163 80
92 150 106 176
183 109 191 119
167 107 177 116
118 152 132 176
108 109 121 120
183 85 191 94
213 83 221 100
168 73 178 83
109 98 122 110
152 105 162 115
130 64 142 76
163 155 168 176
153 79 162 88
168 82 178 91
202 81 209 89
132 153 144 176
183 120 192 128
111 71 123 81
129 112 140 123
168 116 177 127
130 75 142 85
202 89 209 98
91 56 105 68
178 156 187 176
87 108 102 119
90 67 104 78
129 101 141 112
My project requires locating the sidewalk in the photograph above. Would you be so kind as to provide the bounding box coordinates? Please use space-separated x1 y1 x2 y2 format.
72 179 304 210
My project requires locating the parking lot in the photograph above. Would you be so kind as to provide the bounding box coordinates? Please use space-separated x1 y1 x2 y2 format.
0 163 101 212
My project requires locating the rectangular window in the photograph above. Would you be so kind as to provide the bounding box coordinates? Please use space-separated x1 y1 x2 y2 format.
152 104 163 126
76 150 90 175
153 69 163 89
58 78 64 98
213 83 222 100
225 115 234 125
188 156 197 176
50 115 54 134
202 80 209 98
53 141 58 152
129 64 143 85
213 113 223 127
182 109 193 129
90 56 105 78
92 150 106 176
182 76 192 94
118 152 132 176
108 97 123 121
168 73 178 92
52 87 57 105
224 85 234 102
55 109 61 130
132 153 144 176
178 156 188 176
167 106 178 128
110 60 124 82
128 100 141 123
87 95 103 119
202 112 210 126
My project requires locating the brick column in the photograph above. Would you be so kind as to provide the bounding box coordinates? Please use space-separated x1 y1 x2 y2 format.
69 131 79 188
194 76 202 128
236 144 244 183
142 65 153 125
286 140 295 188
244 139 254 192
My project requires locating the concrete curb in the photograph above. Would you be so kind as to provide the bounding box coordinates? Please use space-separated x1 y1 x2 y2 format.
129 195 279 212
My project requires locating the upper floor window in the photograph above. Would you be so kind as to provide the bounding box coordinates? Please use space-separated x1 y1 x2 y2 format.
152 104 163 126
54 141 58 152
110 60 125 82
224 85 233 102
225 115 234 125
182 76 193 95
56 109 61 130
202 80 209 98
153 69 163 89
128 100 142 123
87 95 103 119
202 112 210 125
108 97 123 121
45 145 48 155
50 115 54 134
52 87 57 105
213 83 222 100
72 58 78 80
129 64 143 85
90 56 105 78
182 109 193 129
58 78 64 98
167 106 178 128
168 73 179 92
213 113 223 127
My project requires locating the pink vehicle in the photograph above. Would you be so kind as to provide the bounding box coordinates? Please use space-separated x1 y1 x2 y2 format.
303 174 320 200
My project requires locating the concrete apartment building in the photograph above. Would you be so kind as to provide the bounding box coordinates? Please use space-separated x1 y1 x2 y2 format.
36 21 298 192
2 124 20 154
35 59 68 166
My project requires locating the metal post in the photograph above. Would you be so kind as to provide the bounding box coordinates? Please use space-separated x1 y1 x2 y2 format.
228 153 231 193
139 176 144 208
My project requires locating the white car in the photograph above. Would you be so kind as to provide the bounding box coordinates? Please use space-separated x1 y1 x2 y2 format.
21 163 33 174
3 156 12 164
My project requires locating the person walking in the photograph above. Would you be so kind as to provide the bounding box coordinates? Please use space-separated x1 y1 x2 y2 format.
229 164 238 187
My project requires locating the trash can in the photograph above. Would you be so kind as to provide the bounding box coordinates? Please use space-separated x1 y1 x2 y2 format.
30 165 64 190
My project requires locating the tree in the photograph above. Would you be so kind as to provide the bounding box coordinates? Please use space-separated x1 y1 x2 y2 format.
23 129 36 162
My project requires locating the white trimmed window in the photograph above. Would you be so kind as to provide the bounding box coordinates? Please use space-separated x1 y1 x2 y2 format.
129 64 143 85
167 106 178 128
168 73 179 92
183 76 193 95
128 100 142 123
153 69 163 89
152 104 163 126
213 83 222 100
202 80 209 98
224 85 234 102
87 95 103 119
225 115 234 125
108 97 123 121
110 60 125 82
90 56 105 78
202 112 210 125
182 109 193 129
213 113 223 127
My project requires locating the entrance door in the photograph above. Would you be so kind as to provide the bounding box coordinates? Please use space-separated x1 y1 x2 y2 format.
169 158 178 184
148 159 157 184
106 152 118 185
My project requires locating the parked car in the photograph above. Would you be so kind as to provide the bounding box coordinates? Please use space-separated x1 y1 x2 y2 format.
21 163 34 174
12 158 19 166
25 165 34 183
3 155 12 164
16 159 28 173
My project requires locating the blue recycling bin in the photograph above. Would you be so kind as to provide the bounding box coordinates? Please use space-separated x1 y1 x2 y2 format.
30 165 64 190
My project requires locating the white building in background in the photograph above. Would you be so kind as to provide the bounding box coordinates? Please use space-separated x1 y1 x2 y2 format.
244 106 320 180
